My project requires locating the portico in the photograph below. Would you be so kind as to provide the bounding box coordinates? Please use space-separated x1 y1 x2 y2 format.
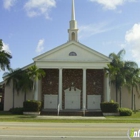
34 67 110 112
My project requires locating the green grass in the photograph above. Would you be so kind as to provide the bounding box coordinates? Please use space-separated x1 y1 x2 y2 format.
106 112 140 119
0 111 140 123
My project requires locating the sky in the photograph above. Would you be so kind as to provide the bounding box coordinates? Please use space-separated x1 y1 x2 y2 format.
0 0 140 82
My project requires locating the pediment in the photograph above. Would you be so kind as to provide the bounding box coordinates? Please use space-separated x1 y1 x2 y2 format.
33 41 111 63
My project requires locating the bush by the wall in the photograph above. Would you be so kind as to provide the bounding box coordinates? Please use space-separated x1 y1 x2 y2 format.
9 107 23 115
0 103 3 111
23 100 41 112
100 102 119 113
119 108 132 116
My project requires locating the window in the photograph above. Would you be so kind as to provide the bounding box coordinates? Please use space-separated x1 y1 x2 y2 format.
72 32 75 40
69 52 77 56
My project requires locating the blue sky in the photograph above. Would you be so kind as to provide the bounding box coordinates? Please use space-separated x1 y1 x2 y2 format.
0 0 140 82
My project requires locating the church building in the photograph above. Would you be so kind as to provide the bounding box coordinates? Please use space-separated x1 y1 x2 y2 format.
3 0 139 115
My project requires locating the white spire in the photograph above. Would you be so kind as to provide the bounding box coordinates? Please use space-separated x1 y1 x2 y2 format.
68 0 78 42
72 0 75 20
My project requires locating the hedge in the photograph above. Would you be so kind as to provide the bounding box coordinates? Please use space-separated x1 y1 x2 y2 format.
0 103 3 111
9 107 23 115
119 108 132 116
100 102 119 113
23 100 41 112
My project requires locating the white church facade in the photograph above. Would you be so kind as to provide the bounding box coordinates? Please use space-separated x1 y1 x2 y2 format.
2 0 140 114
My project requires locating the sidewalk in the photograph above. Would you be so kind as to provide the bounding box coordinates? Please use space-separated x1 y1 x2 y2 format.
37 116 106 120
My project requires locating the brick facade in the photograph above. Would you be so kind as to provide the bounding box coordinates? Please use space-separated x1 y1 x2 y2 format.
42 69 104 109
86 69 104 102
62 69 83 109
42 69 59 105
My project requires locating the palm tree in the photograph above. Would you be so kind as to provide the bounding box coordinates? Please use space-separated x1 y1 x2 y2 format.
27 65 45 99
19 65 45 101
106 49 139 107
4 68 23 108
107 49 125 102
19 71 33 101
117 72 125 107
0 39 12 71
125 65 140 110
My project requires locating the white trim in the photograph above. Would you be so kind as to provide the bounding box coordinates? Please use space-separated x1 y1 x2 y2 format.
33 41 111 62
58 68 62 110
2 63 35 80
36 60 110 63
82 69 86 111
36 66 106 69
34 80 38 100
22 63 35 71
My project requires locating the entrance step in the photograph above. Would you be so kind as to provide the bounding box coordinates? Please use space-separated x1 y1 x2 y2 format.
41 110 103 116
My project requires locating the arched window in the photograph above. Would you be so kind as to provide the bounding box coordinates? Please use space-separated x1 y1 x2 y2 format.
69 52 77 56
72 32 75 40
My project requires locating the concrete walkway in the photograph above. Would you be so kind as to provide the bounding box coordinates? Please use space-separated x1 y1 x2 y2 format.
37 116 106 119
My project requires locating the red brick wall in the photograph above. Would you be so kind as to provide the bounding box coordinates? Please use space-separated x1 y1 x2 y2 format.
62 69 83 109
87 69 104 101
41 69 104 108
41 69 59 106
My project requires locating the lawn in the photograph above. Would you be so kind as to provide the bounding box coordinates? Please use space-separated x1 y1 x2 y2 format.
106 112 140 119
0 111 140 123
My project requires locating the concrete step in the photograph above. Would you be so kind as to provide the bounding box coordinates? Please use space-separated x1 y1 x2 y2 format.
41 110 103 116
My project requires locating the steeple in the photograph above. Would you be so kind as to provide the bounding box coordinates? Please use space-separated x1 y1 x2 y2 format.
68 0 78 42
71 0 75 20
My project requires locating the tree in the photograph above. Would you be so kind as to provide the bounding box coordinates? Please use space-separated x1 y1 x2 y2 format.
125 64 140 110
0 39 12 71
19 71 33 101
4 68 23 108
18 65 45 101
27 65 45 99
106 49 139 107
107 49 125 102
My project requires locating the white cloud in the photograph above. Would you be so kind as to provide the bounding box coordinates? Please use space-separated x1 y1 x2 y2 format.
3 0 17 10
2 42 11 53
125 23 140 61
24 0 56 19
89 0 135 10
79 22 113 40
36 39 45 54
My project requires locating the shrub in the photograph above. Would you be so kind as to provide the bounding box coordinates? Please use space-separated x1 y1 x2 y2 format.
0 103 3 111
100 102 119 113
23 100 41 112
9 107 23 115
119 108 132 116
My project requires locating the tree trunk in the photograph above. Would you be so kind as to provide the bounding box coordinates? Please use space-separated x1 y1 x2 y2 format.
24 92 26 101
131 86 134 110
120 88 122 108
134 94 136 113
13 87 15 108
115 76 118 102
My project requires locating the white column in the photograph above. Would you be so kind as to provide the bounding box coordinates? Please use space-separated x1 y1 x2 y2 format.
58 68 62 110
34 80 38 100
82 69 86 110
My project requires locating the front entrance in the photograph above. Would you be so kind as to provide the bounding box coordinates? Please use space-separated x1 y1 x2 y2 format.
64 86 81 109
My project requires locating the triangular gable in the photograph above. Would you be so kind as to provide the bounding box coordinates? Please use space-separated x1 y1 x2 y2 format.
33 41 111 63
